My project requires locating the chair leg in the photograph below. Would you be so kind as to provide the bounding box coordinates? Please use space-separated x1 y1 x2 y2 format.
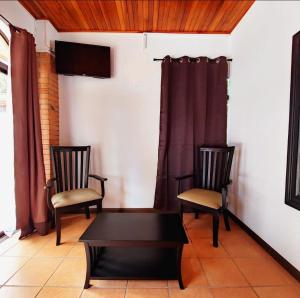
85 207 90 219
50 211 55 229
212 212 219 248
194 212 199 219
223 209 231 231
55 209 61 246
96 200 102 213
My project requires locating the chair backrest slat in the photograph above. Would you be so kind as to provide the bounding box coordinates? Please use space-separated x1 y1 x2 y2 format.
212 152 217 188
207 151 212 189
196 146 235 192
69 151 73 190
75 150 78 189
63 151 68 191
50 146 91 193
57 150 63 192
202 151 207 187
80 150 84 188
85 147 91 188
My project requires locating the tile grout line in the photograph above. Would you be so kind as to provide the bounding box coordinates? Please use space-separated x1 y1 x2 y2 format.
124 280 128 298
217 240 259 297
1 215 297 296
215 231 253 289
33 256 65 297
0 240 51 292
188 216 253 292
0 216 89 294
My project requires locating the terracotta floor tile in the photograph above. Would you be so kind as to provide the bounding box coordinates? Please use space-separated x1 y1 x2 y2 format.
182 243 197 258
183 213 195 226
126 288 169 298
3 242 42 257
35 242 74 257
185 214 240 232
46 257 86 287
0 286 41 298
168 280 181 288
0 256 29 285
186 214 239 234
211 287 257 298
185 214 217 230
218 228 250 242
192 239 229 258
200 258 248 287
81 288 125 298
181 258 208 287
234 258 294 286
127 280 167 288
66 243 86 258
1 213 298 298
90 280 127 288
253 286 300 298
169 287 213 298
270 260 300 286
187 227 212 239
37 287 83 298
6 257 62 286
220 235 269 259
3 235 50 257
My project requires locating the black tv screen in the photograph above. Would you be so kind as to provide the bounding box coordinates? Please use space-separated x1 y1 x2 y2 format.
55 41 111 78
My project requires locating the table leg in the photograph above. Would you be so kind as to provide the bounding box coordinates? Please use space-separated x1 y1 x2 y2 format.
84 243 91 289
177 244 184 289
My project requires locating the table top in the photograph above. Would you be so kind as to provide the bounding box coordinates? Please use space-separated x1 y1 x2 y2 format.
79 212 188 245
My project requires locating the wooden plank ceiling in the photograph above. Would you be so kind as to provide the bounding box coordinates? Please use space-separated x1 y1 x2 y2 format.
19 0 254 33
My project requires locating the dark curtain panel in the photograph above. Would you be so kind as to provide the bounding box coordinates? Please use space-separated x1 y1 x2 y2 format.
10 26 48 237
154 56 228 211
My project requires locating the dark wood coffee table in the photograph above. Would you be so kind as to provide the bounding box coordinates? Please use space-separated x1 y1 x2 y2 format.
79 212 188 289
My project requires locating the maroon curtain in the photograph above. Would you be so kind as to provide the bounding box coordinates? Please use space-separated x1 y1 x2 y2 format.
10 26 49 237
154 56 228 211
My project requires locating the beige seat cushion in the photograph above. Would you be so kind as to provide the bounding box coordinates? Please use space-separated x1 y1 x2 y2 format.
51 188 101 208
177 188 222 209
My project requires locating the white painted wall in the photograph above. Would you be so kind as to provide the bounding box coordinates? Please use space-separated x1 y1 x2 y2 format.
35 20 59 52
0 1 35 34
58 33 230 208
229 1 300 270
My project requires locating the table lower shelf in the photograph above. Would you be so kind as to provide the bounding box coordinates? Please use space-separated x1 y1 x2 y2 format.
90 247 178 280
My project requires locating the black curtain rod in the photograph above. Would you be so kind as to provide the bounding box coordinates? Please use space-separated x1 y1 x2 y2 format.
0 14 20 32
153 58 232 62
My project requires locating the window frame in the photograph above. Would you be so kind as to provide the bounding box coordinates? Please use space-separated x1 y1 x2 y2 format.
285 31 300 211
0 28 8 75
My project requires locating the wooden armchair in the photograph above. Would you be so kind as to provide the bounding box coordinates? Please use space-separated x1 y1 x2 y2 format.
45 146 107 245
176 146 234 247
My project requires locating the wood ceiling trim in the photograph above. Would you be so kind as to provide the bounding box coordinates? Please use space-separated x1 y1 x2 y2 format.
19 0 254 34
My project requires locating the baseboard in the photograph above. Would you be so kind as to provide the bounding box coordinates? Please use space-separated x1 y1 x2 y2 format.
102 208 155 213
68 207 156 214
227 210 300 282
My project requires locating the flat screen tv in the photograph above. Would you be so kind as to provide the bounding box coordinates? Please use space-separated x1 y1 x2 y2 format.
55 40 111 78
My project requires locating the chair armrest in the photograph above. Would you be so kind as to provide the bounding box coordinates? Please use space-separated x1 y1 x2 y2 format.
45 177 56 189
174 174 194 181
88 174 108 182
45 178 56 211
221 187 229 208
227 179 232 186
88 174 108 198
175 174 194 195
